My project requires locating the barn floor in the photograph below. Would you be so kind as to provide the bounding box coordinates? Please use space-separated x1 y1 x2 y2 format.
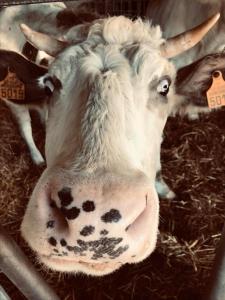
1 98 225 300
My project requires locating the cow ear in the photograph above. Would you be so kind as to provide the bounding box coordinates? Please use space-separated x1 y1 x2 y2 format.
0 50 53 105
175 53 225 108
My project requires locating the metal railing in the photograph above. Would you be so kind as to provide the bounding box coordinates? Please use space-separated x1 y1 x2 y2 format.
0 0 149 17
0 224 60 300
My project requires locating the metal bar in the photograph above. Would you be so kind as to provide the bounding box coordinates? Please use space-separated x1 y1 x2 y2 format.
207 222 225 300
0 225 60 300
0 0 77 6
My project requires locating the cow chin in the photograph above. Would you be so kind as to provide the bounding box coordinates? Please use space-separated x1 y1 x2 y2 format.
39 255 123 276
21 203 159 276
35 209 158 276
21 208 159 276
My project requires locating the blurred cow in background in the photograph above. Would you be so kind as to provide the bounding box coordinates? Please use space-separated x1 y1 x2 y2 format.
0 2 98 165
0 2 65 165
147 0 225 119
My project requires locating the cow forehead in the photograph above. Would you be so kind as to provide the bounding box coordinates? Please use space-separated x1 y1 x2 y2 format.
90 16 164 46
49 17 174 86
64 16 164 46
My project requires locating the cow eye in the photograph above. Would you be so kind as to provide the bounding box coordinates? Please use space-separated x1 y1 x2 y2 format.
157 78 171 96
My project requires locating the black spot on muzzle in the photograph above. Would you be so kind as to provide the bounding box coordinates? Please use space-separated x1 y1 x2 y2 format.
101 209 122 223
61 206 80 220
82 200 95 212
48 237 57 246
58 187 73 207
80 225 95 236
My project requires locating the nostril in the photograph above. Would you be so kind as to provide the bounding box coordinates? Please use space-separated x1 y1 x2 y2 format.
126 207 146 234
48 198 69 233
125 196 148 232
125 207 146 234
46 186 81 236
126 192 159 242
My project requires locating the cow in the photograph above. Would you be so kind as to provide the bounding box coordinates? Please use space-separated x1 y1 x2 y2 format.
0 2 99 165
0 2 65 165
146 0 225 119
147 0 225 69
1 3 225 276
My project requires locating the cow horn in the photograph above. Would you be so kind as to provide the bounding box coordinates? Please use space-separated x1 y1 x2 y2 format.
20 24 67 57
160 13 220 58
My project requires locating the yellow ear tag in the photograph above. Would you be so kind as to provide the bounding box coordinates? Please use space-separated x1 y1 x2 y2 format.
206 71 225 108
0 68 25 100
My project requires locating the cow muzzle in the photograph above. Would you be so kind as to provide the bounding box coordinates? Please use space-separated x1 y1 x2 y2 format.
21 172 159 276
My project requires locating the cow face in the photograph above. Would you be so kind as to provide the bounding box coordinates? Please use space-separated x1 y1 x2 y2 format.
13 15 219 276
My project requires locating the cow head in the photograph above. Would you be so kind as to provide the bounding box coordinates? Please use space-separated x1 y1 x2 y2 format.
7 14 219 275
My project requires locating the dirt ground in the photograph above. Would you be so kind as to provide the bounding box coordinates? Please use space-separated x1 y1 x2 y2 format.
1 98 225 300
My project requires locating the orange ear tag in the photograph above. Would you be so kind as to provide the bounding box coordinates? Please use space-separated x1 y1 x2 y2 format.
206 71 225 108
0 69 25 101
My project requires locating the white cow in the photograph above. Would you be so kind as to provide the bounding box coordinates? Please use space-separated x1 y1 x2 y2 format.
1 3 224 276
0 2 66 164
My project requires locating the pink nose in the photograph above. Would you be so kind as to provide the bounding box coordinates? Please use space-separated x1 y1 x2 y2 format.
21 176 159 273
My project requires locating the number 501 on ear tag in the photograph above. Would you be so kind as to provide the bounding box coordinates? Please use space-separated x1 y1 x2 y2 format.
0 69 25 101
206 71 225 108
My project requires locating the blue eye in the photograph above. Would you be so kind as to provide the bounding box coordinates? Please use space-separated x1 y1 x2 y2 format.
157 79 170 96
